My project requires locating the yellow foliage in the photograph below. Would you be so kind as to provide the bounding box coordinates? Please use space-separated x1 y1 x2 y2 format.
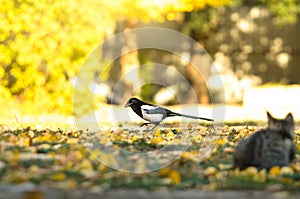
28 130 35 138
256 169 267 183
153 128 161 137
67 138 78 144
75 159 93 171
280 166 294 175
97 164 107 172
269 166 281 176
150 136 164 144
204 166 218 176
12 150 20 162
0 0 232 114
244 166 258 176
182 151 199 162
159 167 181 185
150 128 164 144
168 170 181 185
1 0 109 114
28 165 40 173
0 125 299 189
17 137 31 147
49 172 67 181
159 167 170 176
291 163 300 172
216 139 226 145
282 177 293 184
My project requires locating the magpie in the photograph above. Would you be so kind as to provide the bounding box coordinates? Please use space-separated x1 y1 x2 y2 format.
125 97 214 129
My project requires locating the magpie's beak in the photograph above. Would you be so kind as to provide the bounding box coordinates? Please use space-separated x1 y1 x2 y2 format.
124 102 132 108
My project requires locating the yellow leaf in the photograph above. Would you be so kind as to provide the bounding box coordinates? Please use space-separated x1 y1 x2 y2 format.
99 137 110 145
67 138 78 144
291 163 300 172
234 168 241 176
269 166 281 176
97 164 107 172
181 151 198 162
168 170 181 185
131 135 139 142
28 131 34 138
38 143 51 150
206 182 218 191
167 13 175 21
282 177 293 184
218 163 232 170
153 128 161 137
17 137 31 147
216 139 225 145
243 166 258 176
280 166 294 175
9 135 17 144
12 150 19 162
193 134 203 143
74 150 84 160
49 172 66 181
114 134 122 141
204 166 218 176
254 169 267 183
28 165 39 173
76 159 93 171
159 167 170 176
150 137 163 144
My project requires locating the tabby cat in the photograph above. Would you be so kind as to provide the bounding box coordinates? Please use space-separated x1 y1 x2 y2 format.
234 112 295 170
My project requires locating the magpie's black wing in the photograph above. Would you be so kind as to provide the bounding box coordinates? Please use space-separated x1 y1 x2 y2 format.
141 105 169 115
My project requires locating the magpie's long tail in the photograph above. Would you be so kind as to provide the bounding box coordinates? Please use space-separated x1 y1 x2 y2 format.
168 112 214 122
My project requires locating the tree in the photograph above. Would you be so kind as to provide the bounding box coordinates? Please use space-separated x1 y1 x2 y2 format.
2 0 299 114
101 0 231 104
0 0 112 114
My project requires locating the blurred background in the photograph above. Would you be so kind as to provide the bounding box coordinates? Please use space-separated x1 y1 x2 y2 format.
1 0 300 122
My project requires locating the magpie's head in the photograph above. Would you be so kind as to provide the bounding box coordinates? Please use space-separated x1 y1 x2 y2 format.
124 97 142 108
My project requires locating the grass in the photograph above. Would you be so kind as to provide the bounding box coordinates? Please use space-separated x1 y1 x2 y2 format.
0 123 299 191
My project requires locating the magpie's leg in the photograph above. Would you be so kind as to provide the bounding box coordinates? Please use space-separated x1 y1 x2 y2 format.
150 123 160 131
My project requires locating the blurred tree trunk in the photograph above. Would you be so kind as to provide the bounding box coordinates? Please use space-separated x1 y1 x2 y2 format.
186 43 211 104
186 63 210 104
119 20 140 103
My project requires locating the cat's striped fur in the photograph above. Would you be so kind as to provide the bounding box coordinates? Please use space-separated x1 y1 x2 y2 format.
234 112 295 170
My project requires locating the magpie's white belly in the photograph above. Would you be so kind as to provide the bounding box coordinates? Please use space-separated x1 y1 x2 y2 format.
140 105 166 123
141 111 164 123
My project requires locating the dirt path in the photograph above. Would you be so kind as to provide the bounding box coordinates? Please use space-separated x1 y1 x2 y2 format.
1 184 300 199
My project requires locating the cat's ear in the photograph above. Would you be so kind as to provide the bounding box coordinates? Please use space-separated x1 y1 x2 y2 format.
285 113 294 123
267 111 274 127
267 111 272 119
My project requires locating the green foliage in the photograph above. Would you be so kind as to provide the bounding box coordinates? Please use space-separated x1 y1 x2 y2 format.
259 0 300 25
181 8 220 41
182 0 300 42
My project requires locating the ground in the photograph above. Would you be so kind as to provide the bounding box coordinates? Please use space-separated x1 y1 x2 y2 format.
1 186 300 199
0 105 299 198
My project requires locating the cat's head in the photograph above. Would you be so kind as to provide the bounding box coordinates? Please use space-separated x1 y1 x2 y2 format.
267 111 294 139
